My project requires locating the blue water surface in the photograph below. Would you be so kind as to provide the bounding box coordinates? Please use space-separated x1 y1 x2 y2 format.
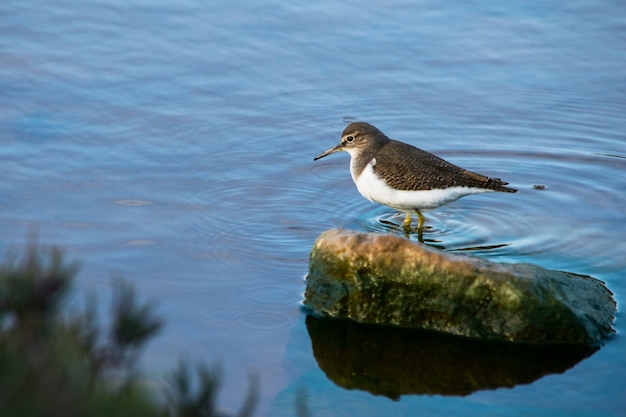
1 1 625 416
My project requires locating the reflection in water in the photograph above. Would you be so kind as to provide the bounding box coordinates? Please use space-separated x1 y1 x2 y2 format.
378 218 512 251
306 315 596 400
453 242 512 252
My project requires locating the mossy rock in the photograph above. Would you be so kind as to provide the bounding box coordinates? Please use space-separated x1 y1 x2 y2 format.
304 229 616 345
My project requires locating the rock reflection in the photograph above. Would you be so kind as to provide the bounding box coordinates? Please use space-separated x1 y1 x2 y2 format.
306 315 596 399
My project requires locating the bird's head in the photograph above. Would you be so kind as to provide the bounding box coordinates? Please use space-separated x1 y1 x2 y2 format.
314 122 387 160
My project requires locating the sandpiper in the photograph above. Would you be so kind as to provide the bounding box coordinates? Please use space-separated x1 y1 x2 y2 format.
314 122 517 234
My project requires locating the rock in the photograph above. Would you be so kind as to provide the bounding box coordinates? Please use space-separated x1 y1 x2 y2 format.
304 229 616 345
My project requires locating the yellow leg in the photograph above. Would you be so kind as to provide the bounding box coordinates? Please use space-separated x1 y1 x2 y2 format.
416 209 425 233
403 212 411 228
402 212 412 237
402 211 425 239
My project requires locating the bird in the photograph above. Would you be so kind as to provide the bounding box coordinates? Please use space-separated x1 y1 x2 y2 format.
313 122 517 234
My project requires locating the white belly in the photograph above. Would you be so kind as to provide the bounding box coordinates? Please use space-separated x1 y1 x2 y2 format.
352 158 493 211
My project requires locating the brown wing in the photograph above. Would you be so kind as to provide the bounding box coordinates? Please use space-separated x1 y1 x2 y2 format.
373 140 516 192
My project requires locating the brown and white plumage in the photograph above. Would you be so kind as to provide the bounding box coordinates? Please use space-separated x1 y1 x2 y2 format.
314 122 517 232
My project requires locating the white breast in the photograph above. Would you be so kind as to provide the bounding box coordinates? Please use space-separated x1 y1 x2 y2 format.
352 157 493 211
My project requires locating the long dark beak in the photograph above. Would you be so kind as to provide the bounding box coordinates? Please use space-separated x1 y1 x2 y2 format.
314 144 343 161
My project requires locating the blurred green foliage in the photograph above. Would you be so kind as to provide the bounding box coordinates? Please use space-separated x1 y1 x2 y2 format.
0 245 257 417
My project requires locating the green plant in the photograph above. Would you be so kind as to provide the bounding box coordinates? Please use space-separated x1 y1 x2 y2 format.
0 244 257 417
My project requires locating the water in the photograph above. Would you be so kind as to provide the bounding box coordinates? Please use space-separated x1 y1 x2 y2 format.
1 0 625 416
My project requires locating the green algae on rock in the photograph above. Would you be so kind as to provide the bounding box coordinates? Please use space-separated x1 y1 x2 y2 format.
304 229 616 346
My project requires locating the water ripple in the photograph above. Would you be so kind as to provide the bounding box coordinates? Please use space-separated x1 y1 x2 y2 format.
200 305 296 333
311 147 625 271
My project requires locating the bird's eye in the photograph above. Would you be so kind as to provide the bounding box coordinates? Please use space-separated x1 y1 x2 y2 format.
345 135 355 143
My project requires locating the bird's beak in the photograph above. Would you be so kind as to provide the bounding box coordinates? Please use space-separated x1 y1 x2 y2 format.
313 143 343 161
